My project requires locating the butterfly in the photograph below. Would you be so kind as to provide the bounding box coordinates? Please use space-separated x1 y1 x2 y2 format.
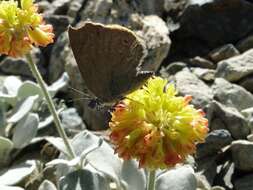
68 22 153 105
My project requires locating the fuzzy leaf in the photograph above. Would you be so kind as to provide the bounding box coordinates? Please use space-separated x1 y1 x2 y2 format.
17 81 43 100
0 137 13 166
0 185 24 190
48 72 69 97
12 113 39 149
59 169 110 190
120 160 146 190
38 180 57 190
3 76 22 95
7 95 38 123
0 160 36 185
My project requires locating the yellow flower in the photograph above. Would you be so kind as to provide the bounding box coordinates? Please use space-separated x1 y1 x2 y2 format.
109 77 209 170
0 0 54 57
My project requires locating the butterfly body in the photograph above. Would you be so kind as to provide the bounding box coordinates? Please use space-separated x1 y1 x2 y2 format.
68 22 153 103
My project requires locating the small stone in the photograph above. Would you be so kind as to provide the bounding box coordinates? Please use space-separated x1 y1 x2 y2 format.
207 101 250 139
188 56 216 69
49 32 74 83
195 173 211 190
236 35 253 53
0 48 45 79
196 155 217 185
247 134 253 142
135 15 171 72
208 44 240 63
192 68 216 82
239 76 253 93
156 166 197 190
216 49 253 82
230 140 253 171
212 78 253 111
196 129 232 158
60 108 86 135
44 15 71 37
160 62 187 78
174 69 213 108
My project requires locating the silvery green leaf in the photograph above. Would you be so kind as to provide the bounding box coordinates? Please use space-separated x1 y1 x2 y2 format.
45 137 68 156
0 101 6 130
59 169 110 190
0 93 16 106
12 113 39 149
3 76 22 95
0 160 36 185
73 131 122 185
56 131 122 187
17 81 43 100
48 72 69 97
120 160 146 190
0 185 24 190
0 137 13 166
46 158 80 167
156 166 197 190
7 95 38 123
39 108 64 129
47 138 103 168
38 180 57 190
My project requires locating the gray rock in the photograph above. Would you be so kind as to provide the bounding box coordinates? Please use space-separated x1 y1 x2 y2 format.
196 155 217 185
207 101 250 139
80 0 113 23
60 108 86 135
0 48 45 78
49 32 74 83
156 166 197 190
159 62 187 78
216 49 253 82
44 0 70 15
67 0 85 19
239 76 253 93
212 78 253 111
168 0 253 61
241 107 253 131
236 34 253 53
230 140 253 171
174 69 213 108
192 68 215 82
81 0 165 21
44 15 71 37
195 173 211 190
208 44 240 63
187 56 215 69
196 129 232 158
135 15 171 71
234 173 253 190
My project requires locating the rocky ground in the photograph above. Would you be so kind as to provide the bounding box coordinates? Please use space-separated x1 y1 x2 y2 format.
1 0 253 190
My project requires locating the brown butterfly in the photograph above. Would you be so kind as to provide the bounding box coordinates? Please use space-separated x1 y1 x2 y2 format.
68 22 153 105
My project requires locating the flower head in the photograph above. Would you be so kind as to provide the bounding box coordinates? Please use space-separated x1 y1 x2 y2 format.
109 77 208 169
0 0 54 57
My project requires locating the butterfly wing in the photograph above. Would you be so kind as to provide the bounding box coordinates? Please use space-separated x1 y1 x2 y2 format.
68 22 152 103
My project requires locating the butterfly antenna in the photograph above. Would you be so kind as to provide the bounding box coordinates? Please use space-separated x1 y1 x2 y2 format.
68 86 91 98
67 97 92 103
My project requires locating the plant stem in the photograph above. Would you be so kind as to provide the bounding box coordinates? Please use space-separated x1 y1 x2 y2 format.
147 170 156 190
26 53 76 160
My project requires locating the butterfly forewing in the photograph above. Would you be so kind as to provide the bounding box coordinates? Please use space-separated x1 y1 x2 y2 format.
68 22 153 103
